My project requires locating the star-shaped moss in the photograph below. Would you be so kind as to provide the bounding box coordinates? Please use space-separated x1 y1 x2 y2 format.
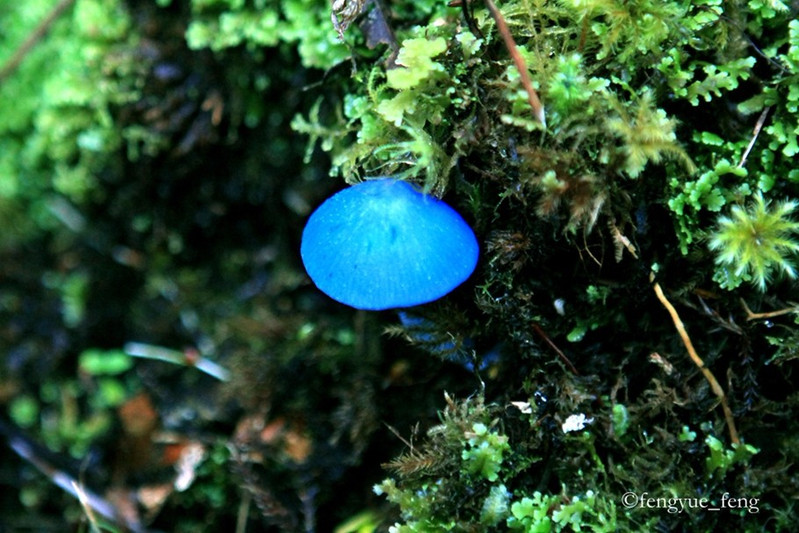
709 193 799 290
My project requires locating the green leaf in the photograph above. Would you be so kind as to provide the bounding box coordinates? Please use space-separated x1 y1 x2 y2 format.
386 37 447 90
10 395 40 428
79 349 134 375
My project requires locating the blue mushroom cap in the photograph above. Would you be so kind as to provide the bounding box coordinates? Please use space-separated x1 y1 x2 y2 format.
301 179 479 310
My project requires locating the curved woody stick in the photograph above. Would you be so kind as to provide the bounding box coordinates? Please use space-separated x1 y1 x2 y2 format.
483 0 546 126
652 278 740 445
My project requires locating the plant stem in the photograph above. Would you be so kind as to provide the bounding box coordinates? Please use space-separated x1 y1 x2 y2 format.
483 0 546 126
531 322 579 375
652 280 740 444
740 298 799 321
0 0 76 85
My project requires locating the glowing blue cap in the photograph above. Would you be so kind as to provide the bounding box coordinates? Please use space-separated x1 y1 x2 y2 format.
301 179 479 310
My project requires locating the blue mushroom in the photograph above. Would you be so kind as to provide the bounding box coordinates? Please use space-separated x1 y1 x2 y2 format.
301 178 479 310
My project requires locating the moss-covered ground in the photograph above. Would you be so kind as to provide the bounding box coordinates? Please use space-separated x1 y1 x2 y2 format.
1 0 799 531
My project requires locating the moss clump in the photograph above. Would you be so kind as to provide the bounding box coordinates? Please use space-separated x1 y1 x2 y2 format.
709 194 799 290
0 0 141 247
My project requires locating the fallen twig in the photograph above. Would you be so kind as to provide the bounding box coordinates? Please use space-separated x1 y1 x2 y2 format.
0 418 144 532
738 107 770 169
124 342 231 381
531 322 579 375
652 279 739 444
0 0 76 85
483 0 546 126
740 298 799 321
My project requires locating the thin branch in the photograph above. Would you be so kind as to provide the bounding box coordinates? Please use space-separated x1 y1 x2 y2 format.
384 422 415 451
740 298 799 321
531 322 579 375
236 491 252 533
738 107 770 169
483 0 546 126
0 0 76 85
124 342 231 382
73 481 103 533
0 419 145 532
652 280 739 444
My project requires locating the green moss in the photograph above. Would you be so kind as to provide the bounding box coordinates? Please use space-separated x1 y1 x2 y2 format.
3 0 798 529
198 0 797 528
462 422 510 482
704 435 759 477
507 492 557 533
0 0 140 246
604 90 693 178
709 194 799 290
185 0 350 68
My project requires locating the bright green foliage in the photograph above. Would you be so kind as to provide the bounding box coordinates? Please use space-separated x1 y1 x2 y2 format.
507 489 616 533
546 53 609 118
611 404 629 438
294 22 485 191
560 0 685 61
386 37 448 91
294 0 708 199
551 490 616 532
605 90 693 178
754 19 799 159
185 0 349 68
678 425 697 442
78 349 133 376
9 395 40 429
462 422 510 482
0 0 140 248
667 147 748 253
658 54 756 107
376 36 450 129
374 478 457 533
184 0 446 70
709 194 799 290
9 356 136 458
186 6 281 49
375 395 621 532
373 395 507 531
507 492 558 533
666 3 799 263
704 435 759 477
334 510 383 533
735 19 799 158
765 313 799 365
747 0 789 20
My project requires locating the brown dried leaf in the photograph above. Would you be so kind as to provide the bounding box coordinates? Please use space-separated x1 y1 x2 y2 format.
331 0 369 39
609 219 638 262
283 428 313 463
137 483 173 519
332 0 399 65
383 449 441 476
118 393 158 437
359 0 398 55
